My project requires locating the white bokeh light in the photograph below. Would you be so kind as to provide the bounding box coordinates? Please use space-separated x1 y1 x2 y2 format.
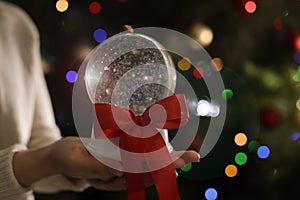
196 100 220 117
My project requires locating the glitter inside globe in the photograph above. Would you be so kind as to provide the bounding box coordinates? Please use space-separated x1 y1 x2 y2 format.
85 32 176 114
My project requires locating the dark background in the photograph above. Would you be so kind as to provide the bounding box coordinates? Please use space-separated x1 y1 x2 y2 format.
4 0 300 199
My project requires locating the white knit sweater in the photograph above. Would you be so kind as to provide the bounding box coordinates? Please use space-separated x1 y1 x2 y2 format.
0 1 87 199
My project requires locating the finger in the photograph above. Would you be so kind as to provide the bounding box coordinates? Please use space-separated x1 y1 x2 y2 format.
88 155 124 178
109 168 124 177
172 150 200 169
173 158 186 169
179 150 200 163
82 156 116 181
88 178 126 191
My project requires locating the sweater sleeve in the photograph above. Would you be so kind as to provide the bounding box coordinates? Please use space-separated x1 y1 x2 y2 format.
0 1 89 197
0 144 30 198
25 13 90 193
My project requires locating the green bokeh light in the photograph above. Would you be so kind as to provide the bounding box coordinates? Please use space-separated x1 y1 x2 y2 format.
248 140 260 153
293 66 300 82
284 11 289 17
222 89 233 100
181 162 192 172
235 152 247 165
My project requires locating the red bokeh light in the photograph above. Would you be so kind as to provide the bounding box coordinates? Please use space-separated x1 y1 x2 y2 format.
273 17 283 30
245 1 257 14
89 2 101 14
295 36 300 51
193 67 204 79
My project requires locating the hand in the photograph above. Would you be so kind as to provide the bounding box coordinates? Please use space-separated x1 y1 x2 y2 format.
13 137 124 190
49 137 123 181
87 149 200 191
49 137 126 191
49 137 199 191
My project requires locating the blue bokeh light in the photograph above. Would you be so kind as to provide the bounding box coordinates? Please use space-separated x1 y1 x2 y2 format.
291 132 300 141
294 51 300 64
93 28 107 43
66 70 78 83
205 188 218 200
257 145 270 159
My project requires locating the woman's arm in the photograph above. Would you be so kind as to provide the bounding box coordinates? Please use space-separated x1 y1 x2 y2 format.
13 137 124 189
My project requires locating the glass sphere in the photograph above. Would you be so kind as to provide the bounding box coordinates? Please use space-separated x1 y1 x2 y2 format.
85 32 176 114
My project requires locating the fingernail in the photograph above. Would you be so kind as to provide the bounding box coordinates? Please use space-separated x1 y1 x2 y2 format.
109 168 124 177
197 153 200 162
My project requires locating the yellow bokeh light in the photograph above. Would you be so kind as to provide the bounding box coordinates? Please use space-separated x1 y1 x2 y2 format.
296 99 300 111
56 0 69 13
234 132 248 146
178 57 191 71
197 26 213 47
190 23 214 47
225 164 238 178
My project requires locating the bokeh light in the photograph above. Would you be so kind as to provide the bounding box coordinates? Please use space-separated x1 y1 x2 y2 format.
225 164 238 177
273 17 283 30
205 188 218 200
296 99 300 110
89 2 101 14
56 0 69 12
123 24 134 32
235 152 247 165
198 26 214 46
93 28 107 43
181 162 192 172
257 145 270 159
248 140 260 153
295 69 300 82
193 67 204 79
178 57 191 71
294 51 300 64
295 36 300 51
196 100 220 117
211 57 223 71
262 71 282 89
260 107 281 129
293 73 300 82
66 70 78 83
234 132 248 146
222 89 233 100
245 1 257 14
290 132 300 141
190 23 214 46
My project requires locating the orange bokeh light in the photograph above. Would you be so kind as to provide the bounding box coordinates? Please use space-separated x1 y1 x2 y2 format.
234 133 248 146
225 164 238 178
56 0 69 13
212 57 223 71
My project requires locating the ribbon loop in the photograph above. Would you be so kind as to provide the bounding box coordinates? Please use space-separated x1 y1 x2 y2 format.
133 115 149 126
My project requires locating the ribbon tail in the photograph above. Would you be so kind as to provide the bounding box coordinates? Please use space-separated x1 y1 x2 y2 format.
145 135 181 200
151 164 180 200
126 173 146 200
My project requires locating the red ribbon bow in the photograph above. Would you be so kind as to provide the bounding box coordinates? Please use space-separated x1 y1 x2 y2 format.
94 94 189 200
